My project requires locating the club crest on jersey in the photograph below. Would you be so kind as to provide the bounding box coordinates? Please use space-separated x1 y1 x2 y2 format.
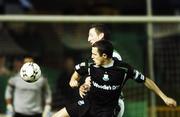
77 100 85 106
102 74 109 81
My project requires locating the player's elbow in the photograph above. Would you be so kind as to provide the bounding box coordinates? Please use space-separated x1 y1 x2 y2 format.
69 81 73 87
69 80 78 88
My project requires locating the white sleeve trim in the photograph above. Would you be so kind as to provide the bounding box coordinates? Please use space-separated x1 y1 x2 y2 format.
113 51 122 61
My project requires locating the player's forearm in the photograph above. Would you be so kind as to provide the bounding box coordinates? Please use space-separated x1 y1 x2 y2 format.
5 86 13 104
144 78 168 100
44 84 52 105
45 93 52 105
69 71 80 88
145 78 177 107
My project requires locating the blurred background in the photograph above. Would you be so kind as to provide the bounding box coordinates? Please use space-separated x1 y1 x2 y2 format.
0 0 180 117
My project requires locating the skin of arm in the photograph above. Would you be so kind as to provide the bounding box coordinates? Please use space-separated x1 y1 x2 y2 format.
79 77 91 98
69 71 81 88
144 78 177 107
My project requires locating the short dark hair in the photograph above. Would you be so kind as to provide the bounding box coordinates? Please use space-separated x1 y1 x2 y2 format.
92 40 113 58
90 24 110 40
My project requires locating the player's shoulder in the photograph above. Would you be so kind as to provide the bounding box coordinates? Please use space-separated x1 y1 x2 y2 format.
8 73 20 85
113 59 132 70
75 58 94 70
9 73 21 80
78 59 94 66
113 50 122 61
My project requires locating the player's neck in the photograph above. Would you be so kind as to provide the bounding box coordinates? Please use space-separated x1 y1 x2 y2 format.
102 58 114 68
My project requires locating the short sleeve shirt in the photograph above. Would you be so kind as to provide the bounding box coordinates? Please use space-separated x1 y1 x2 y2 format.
75 59 145 107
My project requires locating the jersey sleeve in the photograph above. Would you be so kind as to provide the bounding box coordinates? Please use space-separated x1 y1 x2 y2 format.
123 62 146 83
5 77 15 99
75 61 89 76
42 77 52 105
113 50 122 61
130 69 146 83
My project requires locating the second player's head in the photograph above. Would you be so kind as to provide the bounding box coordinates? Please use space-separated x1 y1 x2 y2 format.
88 24 110 45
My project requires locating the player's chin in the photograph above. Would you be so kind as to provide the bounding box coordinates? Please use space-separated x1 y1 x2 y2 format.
95 62 100 66
90 42 94 45
93 62 98 65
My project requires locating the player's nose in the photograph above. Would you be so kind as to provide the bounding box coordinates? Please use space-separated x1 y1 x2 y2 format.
88 36 91 42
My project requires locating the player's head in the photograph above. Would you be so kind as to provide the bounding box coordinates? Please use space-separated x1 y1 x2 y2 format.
91 40 113 66
24 56 34 63
88 24 110 45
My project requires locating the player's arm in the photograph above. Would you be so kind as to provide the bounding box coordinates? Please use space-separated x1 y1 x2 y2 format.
144 78 177 107
129 66 177 108
5 79 14 105
69 71 81 88
69 61 89 88
5 79 15 117
43 78 52 106
42 78 52 117
43 78 52 103
5 86 13 105
79 76 91 98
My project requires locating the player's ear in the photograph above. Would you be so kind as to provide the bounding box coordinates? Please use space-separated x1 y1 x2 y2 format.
102 53 108 59
99 33 104 39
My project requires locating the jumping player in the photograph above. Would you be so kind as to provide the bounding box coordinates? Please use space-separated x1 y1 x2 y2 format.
52 40 176 117
86 24 124 117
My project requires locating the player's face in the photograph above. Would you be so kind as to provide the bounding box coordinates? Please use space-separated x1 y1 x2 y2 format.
91 47 105 66
88 28 103 45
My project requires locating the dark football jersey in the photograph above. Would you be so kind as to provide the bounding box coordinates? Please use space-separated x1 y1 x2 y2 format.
75 59 145 107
